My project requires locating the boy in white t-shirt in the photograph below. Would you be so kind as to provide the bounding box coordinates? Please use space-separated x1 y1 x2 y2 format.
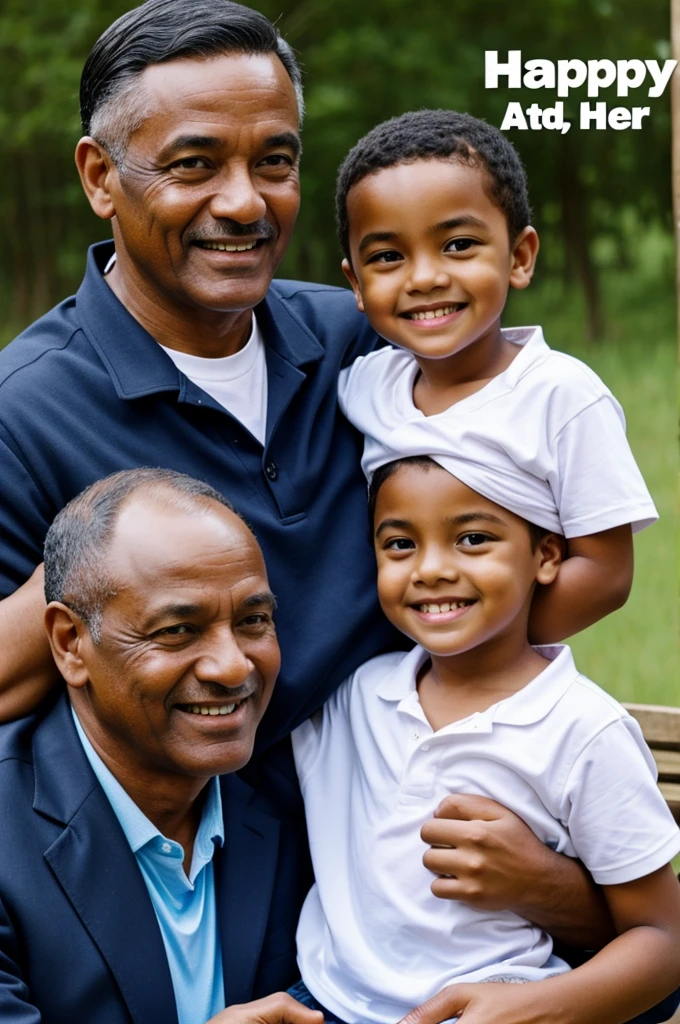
290 457 680 1024
281 112 679 1024
335 109 657 644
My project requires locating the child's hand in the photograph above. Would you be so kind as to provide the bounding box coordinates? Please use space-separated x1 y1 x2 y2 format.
206 993 325 1024
398 981 563 1024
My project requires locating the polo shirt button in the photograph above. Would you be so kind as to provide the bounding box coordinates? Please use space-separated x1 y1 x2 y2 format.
161 842 172 854
421 743 430 752
265 461 278 481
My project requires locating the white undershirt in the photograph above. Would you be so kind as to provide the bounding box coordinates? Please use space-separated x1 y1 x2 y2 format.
103 250 268 443
159 317 268 444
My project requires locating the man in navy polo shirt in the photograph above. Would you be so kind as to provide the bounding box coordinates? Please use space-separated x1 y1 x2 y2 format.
0 2 672 1015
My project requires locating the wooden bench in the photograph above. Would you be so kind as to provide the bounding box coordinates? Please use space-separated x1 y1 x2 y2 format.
624 703 680 825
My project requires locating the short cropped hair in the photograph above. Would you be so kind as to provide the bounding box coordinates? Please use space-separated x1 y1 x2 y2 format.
44 468 244 642
336 109 531 260
367 456 549 551
81 0 304 166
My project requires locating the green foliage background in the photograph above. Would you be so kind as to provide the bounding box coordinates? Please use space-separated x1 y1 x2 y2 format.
0 0 676 703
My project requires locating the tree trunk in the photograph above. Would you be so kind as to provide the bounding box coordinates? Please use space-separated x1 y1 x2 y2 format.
557 134 604 343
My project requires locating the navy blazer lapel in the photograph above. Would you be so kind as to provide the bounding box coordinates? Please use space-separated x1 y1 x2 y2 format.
217 775 281 1006
34 699 178 1024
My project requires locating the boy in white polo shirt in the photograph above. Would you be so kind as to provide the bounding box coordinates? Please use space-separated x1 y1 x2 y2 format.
290 457 680 1024
335 109 657 645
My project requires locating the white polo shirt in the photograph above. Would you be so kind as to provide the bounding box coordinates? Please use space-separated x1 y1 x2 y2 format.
338 326 657 537
292 645 680 1024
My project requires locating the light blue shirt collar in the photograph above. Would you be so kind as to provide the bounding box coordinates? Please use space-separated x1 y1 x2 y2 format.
71 707 224 881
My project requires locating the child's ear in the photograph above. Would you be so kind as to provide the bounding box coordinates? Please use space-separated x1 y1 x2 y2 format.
508 226 539 291
535 532 564 586
341 259 365 313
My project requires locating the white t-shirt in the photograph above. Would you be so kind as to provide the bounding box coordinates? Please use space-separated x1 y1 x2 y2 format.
292 645 680 1024
159 316 267 444
337 327 657 537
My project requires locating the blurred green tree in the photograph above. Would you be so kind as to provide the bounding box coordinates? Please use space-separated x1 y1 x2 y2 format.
0 0 672 339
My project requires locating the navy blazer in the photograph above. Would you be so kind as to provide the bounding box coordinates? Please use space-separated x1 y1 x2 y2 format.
0 696 311 1023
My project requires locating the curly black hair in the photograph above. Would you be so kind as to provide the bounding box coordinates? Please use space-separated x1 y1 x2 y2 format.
336 109 531 261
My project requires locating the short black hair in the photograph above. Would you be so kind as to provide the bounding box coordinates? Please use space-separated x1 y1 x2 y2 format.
80 0 303 161
44 468 246 642
336 109 531 260
367 456 550 551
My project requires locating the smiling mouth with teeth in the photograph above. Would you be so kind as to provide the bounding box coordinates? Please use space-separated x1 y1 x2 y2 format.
180 700 244 716
413 600 475 613
401 304 466 321
195 240 262 252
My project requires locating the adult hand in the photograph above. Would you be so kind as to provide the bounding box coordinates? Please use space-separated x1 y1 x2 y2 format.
206 993 324 1024
421 793 559 911
399 981 564 1024
420 793 612 947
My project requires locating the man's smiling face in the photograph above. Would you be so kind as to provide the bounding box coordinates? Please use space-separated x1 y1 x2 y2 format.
100 52 301 318
69 496 280 785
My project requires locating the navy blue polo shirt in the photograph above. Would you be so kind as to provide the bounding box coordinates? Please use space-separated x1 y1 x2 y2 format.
0 241 400 749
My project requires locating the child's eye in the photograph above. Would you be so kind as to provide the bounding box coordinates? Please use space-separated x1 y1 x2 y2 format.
445 238 476 253
458 532 491 547
366 250 403 265
384 537 415 551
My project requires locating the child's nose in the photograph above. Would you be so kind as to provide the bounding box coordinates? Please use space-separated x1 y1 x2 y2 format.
405 255 451 294
412 547 460 586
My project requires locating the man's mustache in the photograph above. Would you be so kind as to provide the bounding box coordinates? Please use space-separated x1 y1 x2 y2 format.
187 220 276 242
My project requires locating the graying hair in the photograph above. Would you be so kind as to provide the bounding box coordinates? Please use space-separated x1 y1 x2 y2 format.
44 468 244 642
81 0 304 168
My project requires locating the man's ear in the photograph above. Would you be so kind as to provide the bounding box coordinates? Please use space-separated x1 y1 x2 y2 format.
74 137 118 221
508 226 539 291
535 533 564 586
341 258 365 313
44 603 91 689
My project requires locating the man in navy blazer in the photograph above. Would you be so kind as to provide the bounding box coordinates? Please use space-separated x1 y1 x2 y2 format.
0 468 318 1024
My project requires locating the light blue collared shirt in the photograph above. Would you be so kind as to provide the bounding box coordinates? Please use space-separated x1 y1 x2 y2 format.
72 709 225 1024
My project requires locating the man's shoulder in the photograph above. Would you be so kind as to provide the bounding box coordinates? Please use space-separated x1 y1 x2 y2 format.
267 278 377 358
0 712 39 766
0 296 82 390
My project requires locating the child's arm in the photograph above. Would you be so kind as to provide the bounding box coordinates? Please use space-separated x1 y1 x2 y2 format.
0 564 60 720
399 863 680 1024
528 524 633 643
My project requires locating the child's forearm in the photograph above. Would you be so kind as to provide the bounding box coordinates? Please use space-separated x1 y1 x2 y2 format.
528 526 633 643
0 564 61 720
540 922 680 1024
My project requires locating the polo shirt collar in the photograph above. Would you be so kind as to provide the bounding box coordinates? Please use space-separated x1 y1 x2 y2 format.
376 644 580 729
71 707 224 857
76 242 325 401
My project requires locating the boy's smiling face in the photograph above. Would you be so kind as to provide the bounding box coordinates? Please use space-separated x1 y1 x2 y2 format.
373 462 560 662
342 158 537 367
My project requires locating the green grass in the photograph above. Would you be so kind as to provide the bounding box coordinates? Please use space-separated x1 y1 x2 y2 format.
505 255 678 708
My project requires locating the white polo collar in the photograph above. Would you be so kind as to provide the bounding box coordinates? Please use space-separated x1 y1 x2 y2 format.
376 643 580 730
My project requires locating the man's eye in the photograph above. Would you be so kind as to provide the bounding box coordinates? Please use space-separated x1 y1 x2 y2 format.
258 154 293 167
153 624 195 639
170 157 209 171
239 613 274 632
366 250 403 265
458 533 491 547
384 537 415 551
445 238 476 253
